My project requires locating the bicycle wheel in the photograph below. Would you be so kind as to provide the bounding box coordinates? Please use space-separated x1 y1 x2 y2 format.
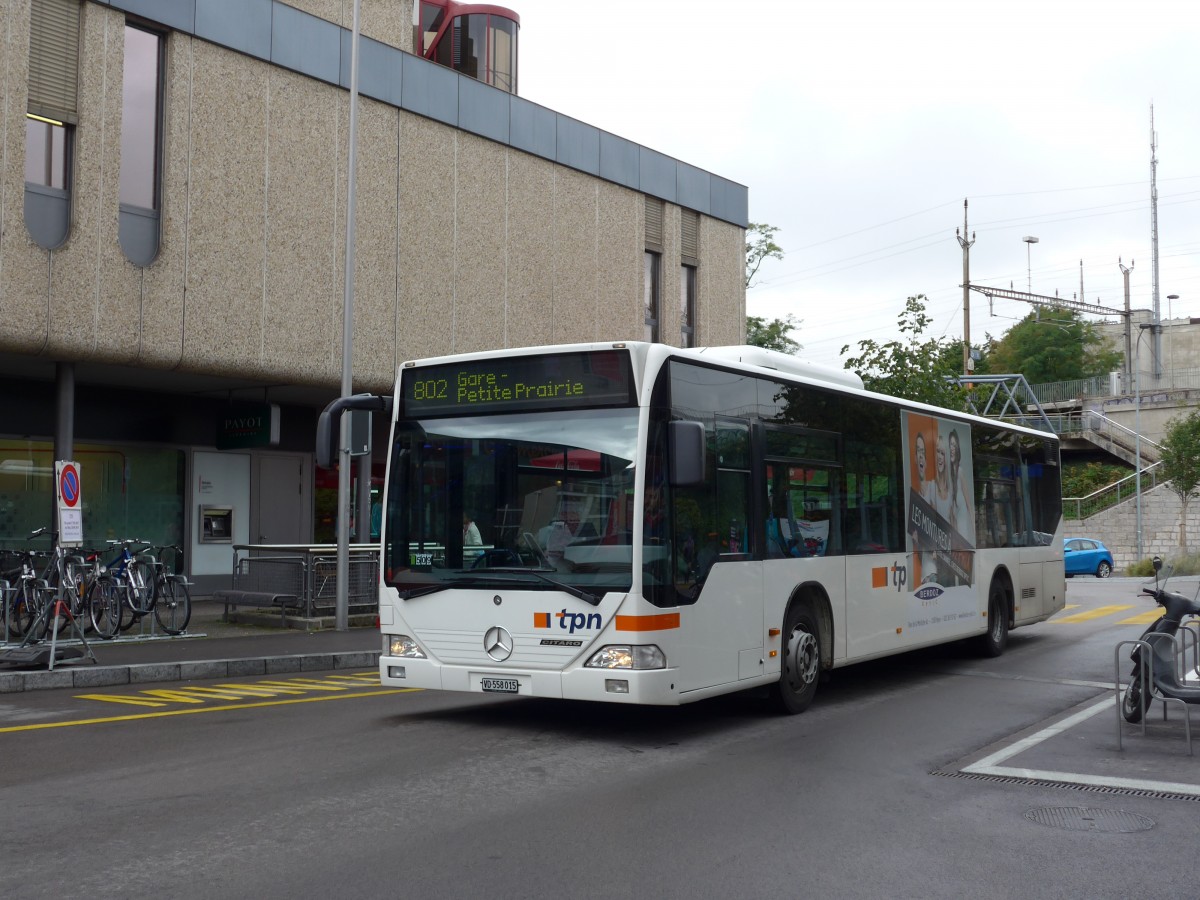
19 581 51 642
154 579 192 635
127 560 156 614
5 582 34 639
87 577 123 640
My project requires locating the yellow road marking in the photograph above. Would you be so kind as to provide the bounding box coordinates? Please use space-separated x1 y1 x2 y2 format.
1118 611 1162 625
0 688 417 734
77 675 383 708
1051 604 1135 624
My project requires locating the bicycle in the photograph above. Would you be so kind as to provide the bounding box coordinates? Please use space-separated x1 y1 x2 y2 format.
3 529 87 643
83 539 154 640
141 543 192 635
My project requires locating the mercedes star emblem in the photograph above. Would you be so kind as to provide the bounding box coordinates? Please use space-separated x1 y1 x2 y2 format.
484 625 514 661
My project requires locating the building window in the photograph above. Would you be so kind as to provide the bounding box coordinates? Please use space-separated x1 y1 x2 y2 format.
680 264 697 347
644 251 661 343
420 2 519 93
25 115 69 189
24 0 81 250
118 23 164 266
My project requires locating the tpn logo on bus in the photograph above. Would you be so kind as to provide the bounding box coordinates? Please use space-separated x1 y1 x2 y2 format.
871 563 908 591
914 585 944 601
533 610 603 634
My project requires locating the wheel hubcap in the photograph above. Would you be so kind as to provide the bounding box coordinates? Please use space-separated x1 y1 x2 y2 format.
785 627 818 691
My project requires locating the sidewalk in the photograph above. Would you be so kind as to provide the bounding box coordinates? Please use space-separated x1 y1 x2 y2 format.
0 597 381 693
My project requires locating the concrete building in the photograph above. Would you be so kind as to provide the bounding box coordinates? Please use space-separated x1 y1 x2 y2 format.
1 0 749 589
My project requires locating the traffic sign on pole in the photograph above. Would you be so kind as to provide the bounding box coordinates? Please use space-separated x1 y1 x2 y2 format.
56 460 83 545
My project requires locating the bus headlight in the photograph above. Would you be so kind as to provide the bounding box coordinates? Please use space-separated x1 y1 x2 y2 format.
387 635 427 659
585 644 666 670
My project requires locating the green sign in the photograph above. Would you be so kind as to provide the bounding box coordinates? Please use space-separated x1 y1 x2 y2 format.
217 404 280 449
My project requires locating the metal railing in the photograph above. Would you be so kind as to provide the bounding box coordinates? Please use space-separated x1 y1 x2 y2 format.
1051 412 1163 454
1030 366 1200 405
1063 462 1163 520
232 544 378 616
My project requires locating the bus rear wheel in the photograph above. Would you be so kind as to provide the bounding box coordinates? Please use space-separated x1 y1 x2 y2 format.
977 579 1009 658
771 604 820 714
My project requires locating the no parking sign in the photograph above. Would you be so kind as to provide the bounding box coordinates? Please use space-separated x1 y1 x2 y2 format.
56 460 83 545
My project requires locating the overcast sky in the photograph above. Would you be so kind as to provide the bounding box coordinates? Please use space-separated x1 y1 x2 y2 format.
513 0 1200 369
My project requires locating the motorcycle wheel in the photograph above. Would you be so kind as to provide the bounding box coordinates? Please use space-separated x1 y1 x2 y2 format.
1122 671 1150 724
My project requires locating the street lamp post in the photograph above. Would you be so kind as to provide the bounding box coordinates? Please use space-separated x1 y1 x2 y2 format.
1134 323 1155 562
1023 236 1039 294
1167 294 1179 388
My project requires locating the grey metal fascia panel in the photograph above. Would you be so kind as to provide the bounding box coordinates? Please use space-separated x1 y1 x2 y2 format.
556 115 599 175
401 53 458 127
599 132 639 190
343 34 403 108
639 147 677 204
24 186 70 251
710 176 749 228
271 2 339 85
118 204 161 267
676 162 710 216
458 76 509 145
195 0 271 59
509 96 555 159
109 0 196 31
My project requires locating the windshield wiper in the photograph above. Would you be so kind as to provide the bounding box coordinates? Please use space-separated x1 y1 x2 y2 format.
480 568 601 606
399 572 600 606
398 576 493 600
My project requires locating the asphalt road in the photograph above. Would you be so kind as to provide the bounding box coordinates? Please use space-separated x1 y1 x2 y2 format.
2 577 1199 900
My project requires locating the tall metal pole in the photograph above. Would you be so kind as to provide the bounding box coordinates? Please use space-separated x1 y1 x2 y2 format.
956 199 975 375
1135 362 1142 562
335 0 363 631
1119 258 1134 390
1149 105 1162 379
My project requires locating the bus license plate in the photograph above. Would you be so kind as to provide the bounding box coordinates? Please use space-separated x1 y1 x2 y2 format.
481 677 519 693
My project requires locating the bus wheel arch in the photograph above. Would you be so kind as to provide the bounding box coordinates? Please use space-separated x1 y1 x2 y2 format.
770 584 832 715
978 567 1013 658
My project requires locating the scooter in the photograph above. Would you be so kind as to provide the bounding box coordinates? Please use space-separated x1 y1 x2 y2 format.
1121 556 1200 724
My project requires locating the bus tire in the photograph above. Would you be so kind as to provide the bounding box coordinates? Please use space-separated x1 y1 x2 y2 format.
977 578 1009 658
771 603 821 714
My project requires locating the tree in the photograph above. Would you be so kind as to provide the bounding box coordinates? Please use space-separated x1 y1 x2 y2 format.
841 294 969 409
745 222 783 288
1158 408 1200 554
746 314 802 354
979 308 1123 385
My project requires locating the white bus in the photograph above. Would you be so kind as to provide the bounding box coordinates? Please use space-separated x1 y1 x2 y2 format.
319 342 1065 713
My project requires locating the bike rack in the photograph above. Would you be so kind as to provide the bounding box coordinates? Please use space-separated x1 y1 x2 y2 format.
1115 635 1194 756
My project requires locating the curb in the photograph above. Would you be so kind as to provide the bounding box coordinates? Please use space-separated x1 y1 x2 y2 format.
0 650 381 694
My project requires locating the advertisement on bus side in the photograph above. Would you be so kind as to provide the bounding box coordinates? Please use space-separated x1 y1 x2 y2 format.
901 411 976 630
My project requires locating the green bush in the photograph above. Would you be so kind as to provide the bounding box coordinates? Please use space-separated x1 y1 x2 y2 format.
1125 553 1200 578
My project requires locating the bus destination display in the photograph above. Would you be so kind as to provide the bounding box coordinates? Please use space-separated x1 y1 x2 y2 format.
402 350 636 416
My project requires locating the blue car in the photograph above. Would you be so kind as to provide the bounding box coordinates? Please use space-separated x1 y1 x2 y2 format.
1064 537 1114 578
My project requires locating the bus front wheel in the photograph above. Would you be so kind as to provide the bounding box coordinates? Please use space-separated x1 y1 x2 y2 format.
771 604 821 714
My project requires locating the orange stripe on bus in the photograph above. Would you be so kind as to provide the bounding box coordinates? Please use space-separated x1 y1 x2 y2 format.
615 613 680 631
872 567 888 588
533 612 551 628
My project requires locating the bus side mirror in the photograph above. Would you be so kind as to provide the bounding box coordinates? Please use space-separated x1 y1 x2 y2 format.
668 421 705 487
316 394 393 468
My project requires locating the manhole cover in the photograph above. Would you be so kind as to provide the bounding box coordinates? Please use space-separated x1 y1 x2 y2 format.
1025 807 1155 833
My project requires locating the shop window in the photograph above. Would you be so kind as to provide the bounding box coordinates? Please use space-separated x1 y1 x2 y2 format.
118 23 164 267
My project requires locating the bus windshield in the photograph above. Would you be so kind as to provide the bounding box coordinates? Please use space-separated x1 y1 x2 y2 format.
383 407 639 597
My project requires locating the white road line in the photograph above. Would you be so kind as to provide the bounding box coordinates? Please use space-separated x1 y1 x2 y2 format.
962 696 1200 797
